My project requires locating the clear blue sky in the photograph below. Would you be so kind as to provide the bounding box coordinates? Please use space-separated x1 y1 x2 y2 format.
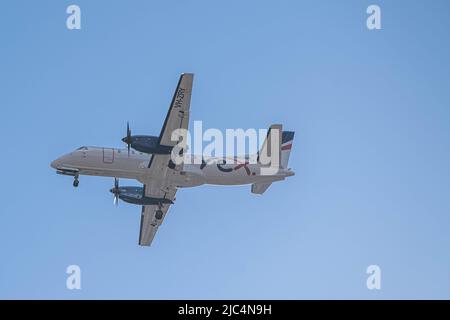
1 0 450 299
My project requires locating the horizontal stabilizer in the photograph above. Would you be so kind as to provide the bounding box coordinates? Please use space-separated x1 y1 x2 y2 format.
251 182 272 194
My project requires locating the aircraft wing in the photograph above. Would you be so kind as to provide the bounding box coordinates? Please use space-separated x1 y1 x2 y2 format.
138 73 194 246
138 182 177 246
158 73 193 147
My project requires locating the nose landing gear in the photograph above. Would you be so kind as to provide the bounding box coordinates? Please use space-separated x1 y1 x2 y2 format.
73 174 79 188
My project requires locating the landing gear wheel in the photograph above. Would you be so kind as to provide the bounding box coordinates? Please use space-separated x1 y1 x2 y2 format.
168 160 176 170
155 210 163 220
73 180 79 187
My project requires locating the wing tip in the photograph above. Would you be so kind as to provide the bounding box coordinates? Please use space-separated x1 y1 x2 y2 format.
181 72 194 80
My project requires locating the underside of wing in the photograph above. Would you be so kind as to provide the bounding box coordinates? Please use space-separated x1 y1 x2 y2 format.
138 73 192 246
138 182 177 246
139 205 160 246
146 73 193 175
158 73 193 147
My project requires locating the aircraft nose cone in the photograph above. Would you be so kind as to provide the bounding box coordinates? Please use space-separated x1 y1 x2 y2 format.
50 159 60 169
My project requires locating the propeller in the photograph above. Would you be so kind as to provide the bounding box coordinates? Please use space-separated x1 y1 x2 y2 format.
111 178 120 206
122 121 132 156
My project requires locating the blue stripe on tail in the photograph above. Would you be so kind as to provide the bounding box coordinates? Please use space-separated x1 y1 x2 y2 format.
282 131 295 144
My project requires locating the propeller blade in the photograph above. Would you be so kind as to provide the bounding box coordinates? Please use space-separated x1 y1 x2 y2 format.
112 178 120 206
126 121 131 157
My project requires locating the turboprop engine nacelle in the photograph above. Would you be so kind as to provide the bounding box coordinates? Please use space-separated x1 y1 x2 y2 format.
122 135 173 155
109 186 173 206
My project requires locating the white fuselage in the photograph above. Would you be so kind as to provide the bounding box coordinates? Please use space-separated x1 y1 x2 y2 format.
50 146 294 187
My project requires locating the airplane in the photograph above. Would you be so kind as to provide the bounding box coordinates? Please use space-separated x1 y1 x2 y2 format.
50 73 295 246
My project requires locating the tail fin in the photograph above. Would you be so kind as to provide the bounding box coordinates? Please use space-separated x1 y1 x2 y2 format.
258 125 295 169
281 131 295 169
252 127 294 195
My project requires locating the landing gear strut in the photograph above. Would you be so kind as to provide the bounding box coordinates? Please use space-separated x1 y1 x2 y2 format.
73 174 79 188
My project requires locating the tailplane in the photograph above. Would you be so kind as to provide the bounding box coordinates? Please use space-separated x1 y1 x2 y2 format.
251 182 272 194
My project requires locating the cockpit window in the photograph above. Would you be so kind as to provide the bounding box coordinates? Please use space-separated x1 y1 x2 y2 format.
77 146 88 150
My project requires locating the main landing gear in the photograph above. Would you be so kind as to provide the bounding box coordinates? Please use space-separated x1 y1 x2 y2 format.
155 205 163 220
73 174 79 188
